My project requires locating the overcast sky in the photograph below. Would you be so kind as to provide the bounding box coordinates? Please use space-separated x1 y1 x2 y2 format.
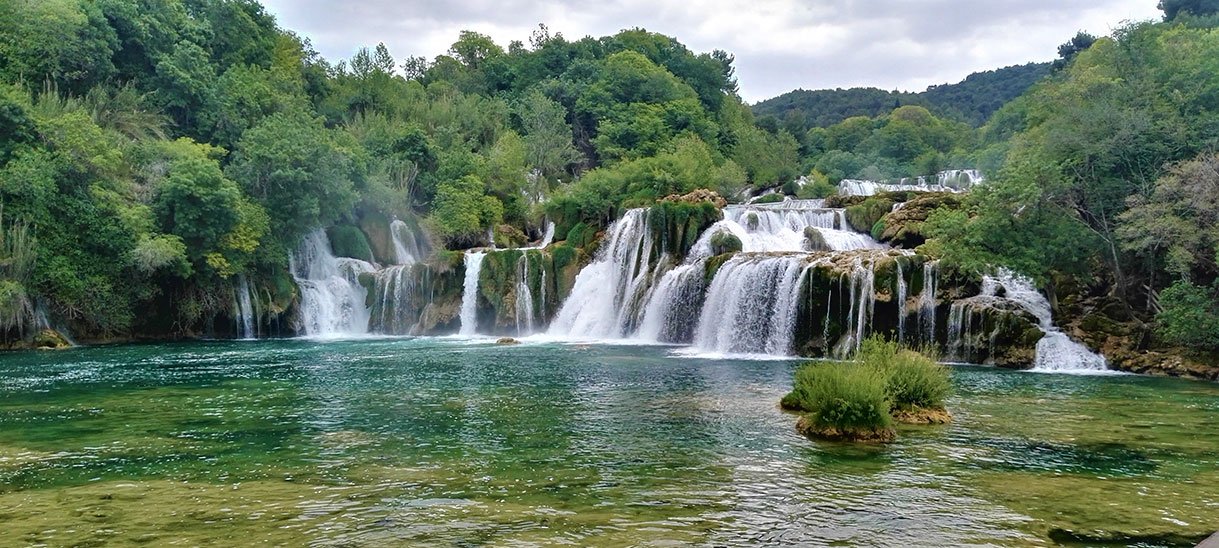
260 0 1162 103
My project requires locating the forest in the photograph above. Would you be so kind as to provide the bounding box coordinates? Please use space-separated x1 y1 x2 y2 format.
2 0 1219 358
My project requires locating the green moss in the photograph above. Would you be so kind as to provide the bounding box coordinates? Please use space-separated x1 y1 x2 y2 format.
326 225 375 263
357 210 394 265
709 232 742 255
752 193 785 204
705 253 736 284
566 222 597 248
871 220 886 241
845 197 895 234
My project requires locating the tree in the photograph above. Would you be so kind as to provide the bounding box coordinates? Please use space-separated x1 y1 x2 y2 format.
153 139 242 263
228 112 359 243
516 90 581 180
1052 32 1097 71
430 175 502 247
1159 0 1219 20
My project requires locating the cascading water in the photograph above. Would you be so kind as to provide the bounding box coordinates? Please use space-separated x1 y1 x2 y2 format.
981 271 1108 371
390 219 422 265
919 262 939 346
549 209 656 338
458 252 485 336
896 261 907 343
369 265 413 334
291 229 376 336
838 169 985 196
691 254 814 355
631 199 879 346
514 255 535 335
833 257 877 357
234 274 256 339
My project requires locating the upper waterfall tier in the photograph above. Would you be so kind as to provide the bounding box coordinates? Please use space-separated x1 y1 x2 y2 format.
689 200 884 258
838 169 985 197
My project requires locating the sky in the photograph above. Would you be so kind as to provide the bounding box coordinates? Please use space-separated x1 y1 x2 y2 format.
259 0 1163 103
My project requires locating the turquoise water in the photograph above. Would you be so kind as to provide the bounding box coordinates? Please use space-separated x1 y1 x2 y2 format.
1 338 1216 546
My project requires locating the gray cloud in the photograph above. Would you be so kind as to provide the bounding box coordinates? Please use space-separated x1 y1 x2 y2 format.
261 0 1161 102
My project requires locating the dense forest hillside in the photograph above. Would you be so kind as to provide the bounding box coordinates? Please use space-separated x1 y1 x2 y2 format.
3 0 1219 366
752 62 1051 132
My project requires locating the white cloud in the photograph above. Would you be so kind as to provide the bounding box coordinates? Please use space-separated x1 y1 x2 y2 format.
260 0 1163 102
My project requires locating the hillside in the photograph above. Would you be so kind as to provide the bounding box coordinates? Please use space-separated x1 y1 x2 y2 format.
753 62 1051 131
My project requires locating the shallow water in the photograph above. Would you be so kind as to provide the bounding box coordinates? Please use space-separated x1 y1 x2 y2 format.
1 338 1216 546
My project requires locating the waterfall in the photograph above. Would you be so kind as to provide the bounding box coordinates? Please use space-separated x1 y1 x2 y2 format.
896 261 907 344
369 265 413 334
458 252 486 336
390 219 421 265
291 229 375 336
636 261 707 343
234 274 256 339
919 261 939 346
946 302 972 362
981 271 1108 371
549 209 656 338
690 201 880 254
838 169 985 197
538 221 555 249
691 254 812 355
514 255 535 335
833 257 876 357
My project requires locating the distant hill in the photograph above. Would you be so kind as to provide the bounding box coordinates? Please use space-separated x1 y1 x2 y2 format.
753 62 1051 131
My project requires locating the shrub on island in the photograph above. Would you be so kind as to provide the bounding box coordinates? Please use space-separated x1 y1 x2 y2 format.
783 336 953 443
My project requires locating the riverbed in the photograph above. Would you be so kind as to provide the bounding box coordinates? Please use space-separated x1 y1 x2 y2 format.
1 338 1215 546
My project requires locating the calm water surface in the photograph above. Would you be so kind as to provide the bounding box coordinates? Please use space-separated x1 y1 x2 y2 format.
1 338 1216 546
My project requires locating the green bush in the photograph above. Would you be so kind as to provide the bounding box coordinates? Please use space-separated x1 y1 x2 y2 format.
783 336 952 441
709 231 742 255
566 222 597 248
753 193 785 204
1156 280 1219 350
326 225 374 263
884 350 952 411
794 362 893 433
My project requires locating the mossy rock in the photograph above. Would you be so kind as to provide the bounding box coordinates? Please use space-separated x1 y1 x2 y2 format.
493 224 528 249
327 225 375 263
803 227 830 252
705 253 737 284
878 193 963 248
357 210 394 265
709 232 742 255
31 329 71 349
845 197 895 234
565 222 598 249
892 406 952 425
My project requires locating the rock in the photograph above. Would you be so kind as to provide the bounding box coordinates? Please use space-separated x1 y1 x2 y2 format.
709 232 742 255
493 224 528 249
496 337 520 345
795 415 896 443
892 406 952 425
878 193 963 248
32 329 72 350
803 226 829 252
660 188 728 208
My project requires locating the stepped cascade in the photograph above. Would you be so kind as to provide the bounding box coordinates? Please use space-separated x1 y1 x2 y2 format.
290 229 376 336
838 169 985 196
280 187 1106 371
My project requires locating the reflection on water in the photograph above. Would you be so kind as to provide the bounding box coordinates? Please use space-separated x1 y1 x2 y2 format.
1 339 1217 546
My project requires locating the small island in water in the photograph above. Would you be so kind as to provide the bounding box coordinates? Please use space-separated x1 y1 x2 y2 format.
2 0 1219 545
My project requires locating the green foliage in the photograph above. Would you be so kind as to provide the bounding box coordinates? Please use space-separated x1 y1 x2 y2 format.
0 207 37 335
753 63 1050 130
326 225 375 263
565 223 597 248
783 337 951 435
709 232 742 256
1160 0 1219 20
790 363 894 432
228 112 358 244
431 175 502 247
1156 280 1219 349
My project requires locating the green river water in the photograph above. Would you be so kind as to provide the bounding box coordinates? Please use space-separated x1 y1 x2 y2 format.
0 338 1216 546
